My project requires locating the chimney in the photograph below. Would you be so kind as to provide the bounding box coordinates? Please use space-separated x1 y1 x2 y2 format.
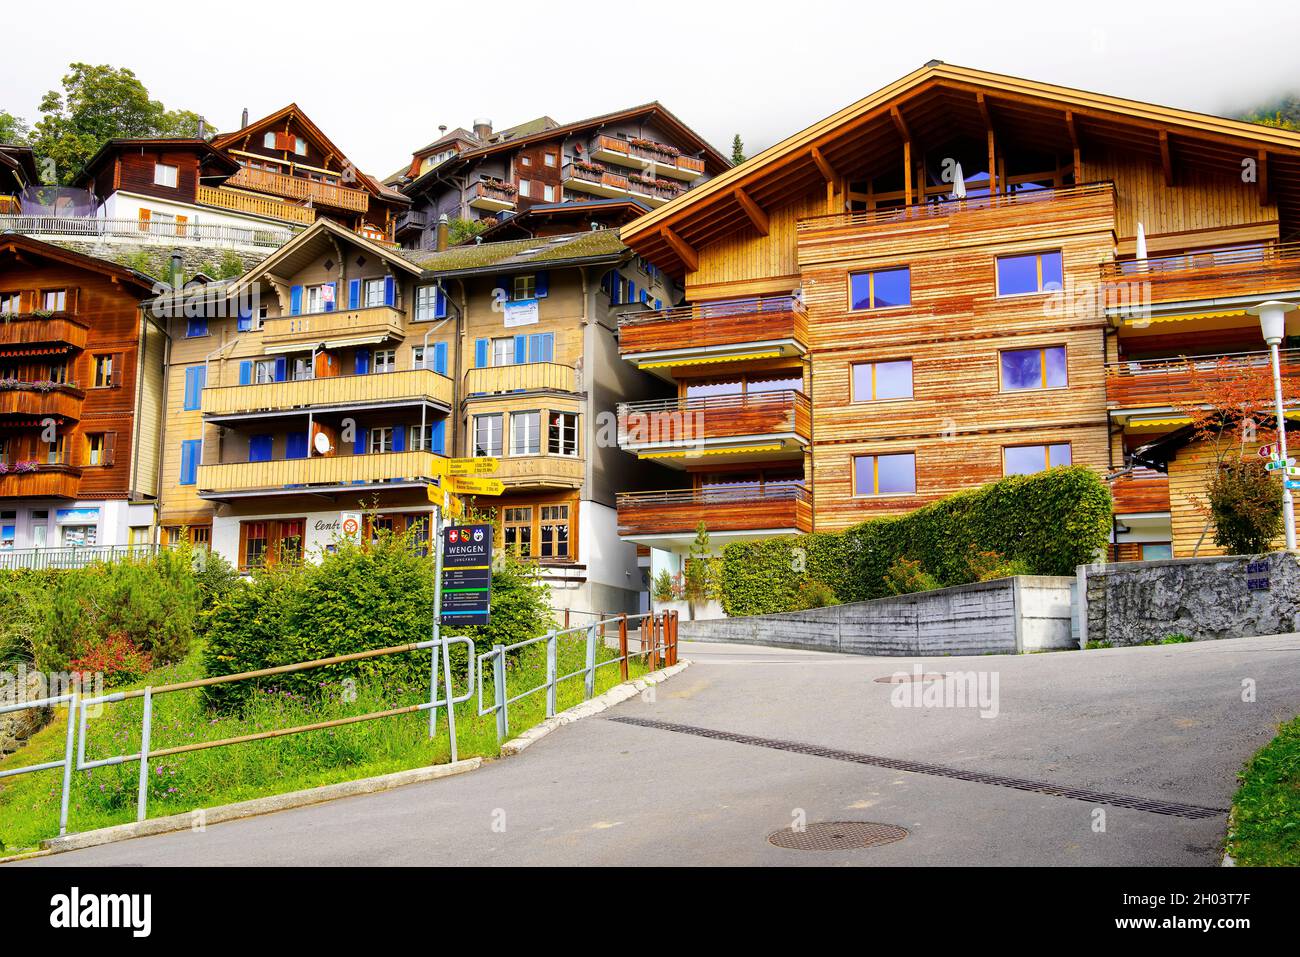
170 250 184 288
197 116 206 139
436 214 450 252
473 117 493 142
241 107 249 129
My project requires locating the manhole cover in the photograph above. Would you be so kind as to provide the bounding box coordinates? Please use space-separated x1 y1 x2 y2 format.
873 673 945 683
768 821 908 851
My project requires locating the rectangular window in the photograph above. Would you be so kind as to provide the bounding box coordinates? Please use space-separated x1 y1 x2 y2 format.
504 506 533 556
0 292 20 313
254 358 276 384
291 356 313 381
373 349 396 373
548 411 578 456
511 411 540 455
996 251 1063 296
851 359 913 402
153 163 178 187
42 289 67 312
544 152 557 168
518 179 531 199
414 285 442 322
364 278 386 308
242 521 269 569
1141 543 1173 561
408 423 442 453
1000 346 1067 391
539 504 569 558
277 518 305 563
513 274 536 301
62 525 97 547
491 336 516 367
93 355 115 388
46 435 66 465
543 184 556 202
849 267 910 310
474 414 502 457
86 434 104 466
369 427 394 454
1003 443 1071 475
853 452 916 496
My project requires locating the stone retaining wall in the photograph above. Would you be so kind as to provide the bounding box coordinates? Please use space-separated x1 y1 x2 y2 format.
0 670 50 757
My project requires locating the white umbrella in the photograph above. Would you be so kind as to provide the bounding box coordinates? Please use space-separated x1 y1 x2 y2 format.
951 162 967 200
1135 221 1149 273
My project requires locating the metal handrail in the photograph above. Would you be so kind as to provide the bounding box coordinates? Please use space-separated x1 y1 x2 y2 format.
616 484 810 507
617 389 808 417
0 215 299 249
0 542 160 571
1100 241 1300 279
617 294 805 327
1105 348 1300 375
0 691 78 835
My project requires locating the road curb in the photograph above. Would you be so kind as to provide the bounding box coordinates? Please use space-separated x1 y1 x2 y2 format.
33 758 482 856
500 660 691 757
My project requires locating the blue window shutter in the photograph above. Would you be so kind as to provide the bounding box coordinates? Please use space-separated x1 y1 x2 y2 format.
539 332 554 362
383 275 395 307
249 435 272 463
237 306 252 332
274 357 287 382
535 271 549 298
391 426 405 452
513 334 527 364
324 282 336 312
474 338 488 368
183 366 205 411
654 298 662 310
610 275 621 305
640 289 649 304
432 420 445 454
186 317 207 338
355 428 367 455
290 285 303 315
179 440 200 485
238 360 252 386
355 348 370 375
628 280 636 302
494 278 509 303
348 279 361 310
434 341 448 374
435 287 447 319
286 432 308 460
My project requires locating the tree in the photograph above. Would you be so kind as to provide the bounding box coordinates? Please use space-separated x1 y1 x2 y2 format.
683 521 713 620
0 111 29 145
447 217 489 246
730 134 746 165
30 63 211 185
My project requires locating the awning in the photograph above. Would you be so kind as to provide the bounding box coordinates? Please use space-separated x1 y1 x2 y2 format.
1120 309 1249 326
640 350 783 369
1126 416 1193 428
263 334 390 355
0 345 72 358
640 443 785 459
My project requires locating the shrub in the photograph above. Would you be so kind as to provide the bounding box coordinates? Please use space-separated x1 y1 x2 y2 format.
1209 459 1283 554
0 568 61 666
721 466 1111 615
883 557 941 595
796 580 840 608
190 546 241 614
651 568 679 603
966 547 1033 582
68 633 153 685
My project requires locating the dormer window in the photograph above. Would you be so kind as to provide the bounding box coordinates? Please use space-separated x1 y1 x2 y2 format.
153 163 178 188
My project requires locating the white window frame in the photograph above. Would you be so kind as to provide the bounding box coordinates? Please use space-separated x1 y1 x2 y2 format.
491 337 516 367
254 359 276 384
513 275 536 300
153 162 179 187
548 411 578 457
364 278 386 308
511 411 541 456
373 349 396 373
474 414 503 457
368 427 394 454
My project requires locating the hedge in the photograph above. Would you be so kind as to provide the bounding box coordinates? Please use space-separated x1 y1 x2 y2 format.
720 466 1112 616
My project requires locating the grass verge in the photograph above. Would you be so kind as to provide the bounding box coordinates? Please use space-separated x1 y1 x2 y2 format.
0 634 650 854
1226 714 1300 866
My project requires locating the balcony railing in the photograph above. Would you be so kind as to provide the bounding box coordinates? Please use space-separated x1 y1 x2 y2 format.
562 162 630 197
197 449 447 496
203 368 454 417
0 543 161 571
0 215 299 251
494 455 585 489
195 184 316 225
0 384 84 420
1106 349 1300 410
226 166 370 213
0 464 81 499
589 135 706 180
796 181 1117 234
616 484 812 537
467 180 517 211
0 314 88 350
1111 471 1171 514
465 362 577 396
617 390 810 451
618 295 808 360
1099 242 1300 306
394 209 427 237
261 305 405 350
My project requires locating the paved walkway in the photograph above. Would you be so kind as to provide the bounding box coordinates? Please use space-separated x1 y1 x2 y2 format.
14 635 1300 866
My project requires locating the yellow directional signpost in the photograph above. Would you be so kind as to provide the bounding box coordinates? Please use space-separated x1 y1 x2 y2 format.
448 457 500 476
448 476 505 496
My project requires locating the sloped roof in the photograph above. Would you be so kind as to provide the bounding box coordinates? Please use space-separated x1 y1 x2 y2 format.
0 232 157 293
70 138 241 189
400 229 626 276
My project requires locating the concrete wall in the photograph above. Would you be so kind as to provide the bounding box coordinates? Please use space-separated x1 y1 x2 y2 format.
677 576 1076 656
1081 551 1300 647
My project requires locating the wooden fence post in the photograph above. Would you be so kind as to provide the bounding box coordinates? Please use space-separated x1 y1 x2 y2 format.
619 614 629 681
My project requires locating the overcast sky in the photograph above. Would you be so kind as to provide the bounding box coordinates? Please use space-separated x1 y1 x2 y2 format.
3 0 1299 177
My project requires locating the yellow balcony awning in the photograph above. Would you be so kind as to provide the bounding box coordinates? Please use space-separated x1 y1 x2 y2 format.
1121 309 1249 326
640 350 783 370
639 443 785 460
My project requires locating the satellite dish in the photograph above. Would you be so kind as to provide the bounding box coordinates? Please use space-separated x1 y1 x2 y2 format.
313 432 332 455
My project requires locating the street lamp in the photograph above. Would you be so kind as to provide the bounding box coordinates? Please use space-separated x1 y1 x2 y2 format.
1249 300 1297 551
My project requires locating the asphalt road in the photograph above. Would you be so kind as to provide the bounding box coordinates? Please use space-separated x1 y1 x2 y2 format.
14 634 1300 866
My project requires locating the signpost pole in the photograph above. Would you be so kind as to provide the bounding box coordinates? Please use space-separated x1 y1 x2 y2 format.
429 502 444 739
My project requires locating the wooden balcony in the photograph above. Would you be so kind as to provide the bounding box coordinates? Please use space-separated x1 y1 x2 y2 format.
562 162 630 198
1099 242 1300 308
203 368 454 418
226 166 370 213
195 184 316 225
618 295 808 370
394 209 427 238
465 362 577 396
616 485 812 538
0 464 81 499
0 315 88 350
262 305 405 350
0 385 84 421
617 390 810 463
197 449 446 498
495 455 585 490
1106 349 1300 412
1111 472 1171 514
467 180 517 212
589 135 706 180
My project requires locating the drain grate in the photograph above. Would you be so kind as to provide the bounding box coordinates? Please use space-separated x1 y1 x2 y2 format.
606 716 1227 820
874 673 946 683
768 821 908 851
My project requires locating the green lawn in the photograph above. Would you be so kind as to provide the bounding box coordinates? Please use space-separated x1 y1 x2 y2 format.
0 635 649 854
1226 714 1300 866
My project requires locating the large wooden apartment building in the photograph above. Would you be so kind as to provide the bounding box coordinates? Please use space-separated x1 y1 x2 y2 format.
615 62 1300 576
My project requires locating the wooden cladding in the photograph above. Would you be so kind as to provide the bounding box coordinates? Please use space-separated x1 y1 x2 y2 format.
195 184 317 226
203 368 454 416
262 306 405 349
618 295 808 358
0 316 89 350
227 166 370 212
1099 242 1300 306
1111 473 1172 514
464 362 577 396
616 485 812 537
617 390 810 449
1105 350 1300 410
0 465 81 499
197 449 447 495
0 386 84 420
